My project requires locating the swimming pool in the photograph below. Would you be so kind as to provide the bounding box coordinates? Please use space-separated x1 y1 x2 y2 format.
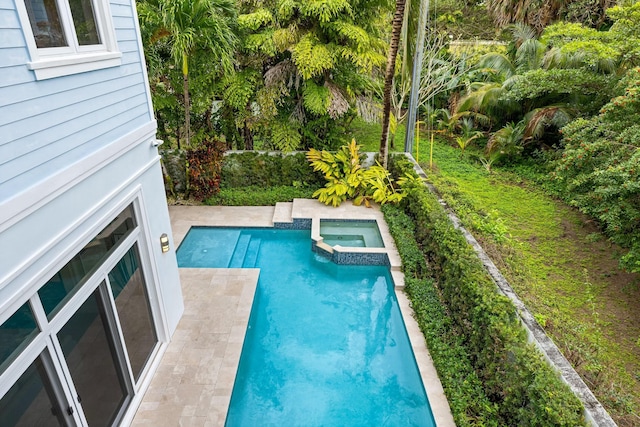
177 227 435 427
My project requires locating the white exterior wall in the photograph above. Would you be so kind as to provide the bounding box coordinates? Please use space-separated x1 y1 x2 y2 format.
0 0 184 422
0 131 184 336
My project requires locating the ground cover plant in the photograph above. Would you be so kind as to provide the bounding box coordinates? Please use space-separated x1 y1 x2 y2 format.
413 137 640 425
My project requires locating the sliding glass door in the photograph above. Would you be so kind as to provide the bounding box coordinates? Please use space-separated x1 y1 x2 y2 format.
0 352 71 426
0 203 161 426
56 285 131 426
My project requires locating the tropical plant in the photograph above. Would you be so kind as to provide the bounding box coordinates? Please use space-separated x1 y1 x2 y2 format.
307 139 416 207
388 30 472 149
185 138 227 201
484 0 617 32
486 120 525 158
138 0 237 147
454 12 638 159
454 118 484 156
224 0 390 151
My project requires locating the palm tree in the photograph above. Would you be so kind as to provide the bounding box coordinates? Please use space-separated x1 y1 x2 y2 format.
455 24 544 125
139 0 237 147
455 117 484 156
379 0 407 168
485 0 567 32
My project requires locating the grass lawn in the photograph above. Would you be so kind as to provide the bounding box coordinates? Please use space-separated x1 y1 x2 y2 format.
409 136 640 426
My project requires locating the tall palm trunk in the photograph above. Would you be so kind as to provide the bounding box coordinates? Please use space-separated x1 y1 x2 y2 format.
379 0 406 168
182 53 191 147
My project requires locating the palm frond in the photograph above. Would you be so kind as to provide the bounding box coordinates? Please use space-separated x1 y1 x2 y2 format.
523 105 575 141
476 53 516 81
302 80 331 115
291 34 334 79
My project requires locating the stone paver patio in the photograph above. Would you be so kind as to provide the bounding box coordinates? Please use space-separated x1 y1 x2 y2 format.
131 199 455 426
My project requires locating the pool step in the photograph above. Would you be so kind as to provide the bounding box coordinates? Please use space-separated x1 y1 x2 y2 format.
273 202 293 225
242 238 262 268
229 234 251 268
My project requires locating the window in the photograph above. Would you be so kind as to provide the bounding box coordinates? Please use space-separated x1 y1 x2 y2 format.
0 302 39 375
0 203 162 426
18 0 122 79
38 205 135 319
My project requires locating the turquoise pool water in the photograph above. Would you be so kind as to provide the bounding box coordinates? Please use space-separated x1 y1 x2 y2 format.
177 227 435 427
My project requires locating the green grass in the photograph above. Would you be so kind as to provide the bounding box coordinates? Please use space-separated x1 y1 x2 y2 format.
346 118 407 153
413 136 640 425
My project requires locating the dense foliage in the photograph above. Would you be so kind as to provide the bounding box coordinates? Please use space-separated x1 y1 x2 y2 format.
162 149 324 201
389 156 586 426
382 203 499 426
485 0 617 32
221 0 391 151
138 0 237 148
554 67 640 272
205 185 316 205
448 3 640 173
220 151 324 188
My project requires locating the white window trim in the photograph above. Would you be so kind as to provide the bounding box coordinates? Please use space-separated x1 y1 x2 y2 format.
15 0 122 80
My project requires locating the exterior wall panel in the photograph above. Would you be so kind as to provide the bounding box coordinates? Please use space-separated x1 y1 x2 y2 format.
0 47 29 67
1 0 183 422
0 0 152 203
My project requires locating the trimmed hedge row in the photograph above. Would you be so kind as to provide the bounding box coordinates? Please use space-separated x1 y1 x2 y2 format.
383 205 499 426
220 151 324 189
388 156 586 426
205 185 316 206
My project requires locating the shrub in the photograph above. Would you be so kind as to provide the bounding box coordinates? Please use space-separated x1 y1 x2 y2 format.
185 138 226 201
205 186 316 206
554 67 640 272
307 140 416 207
383 204 498 426
220 151 324 189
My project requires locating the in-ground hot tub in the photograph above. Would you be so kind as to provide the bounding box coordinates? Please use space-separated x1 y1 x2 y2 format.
319 219 385 248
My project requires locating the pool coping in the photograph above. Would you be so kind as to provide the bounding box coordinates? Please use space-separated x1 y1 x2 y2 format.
132 201 455 427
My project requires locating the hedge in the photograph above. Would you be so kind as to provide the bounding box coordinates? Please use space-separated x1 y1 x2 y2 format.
387 155 585 426
220 151 324 189
383 204 499 426
161 150 324 204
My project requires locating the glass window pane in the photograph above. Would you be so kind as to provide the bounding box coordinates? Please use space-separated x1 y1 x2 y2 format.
0 355 65 426
0 302 39 375
24 0 68 48
39 205 136 319
68 0 100 45
108 244 158 382
58 287 128 426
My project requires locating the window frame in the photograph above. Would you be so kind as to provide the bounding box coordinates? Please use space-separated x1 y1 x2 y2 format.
0 197 166 425
16 0 122 80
